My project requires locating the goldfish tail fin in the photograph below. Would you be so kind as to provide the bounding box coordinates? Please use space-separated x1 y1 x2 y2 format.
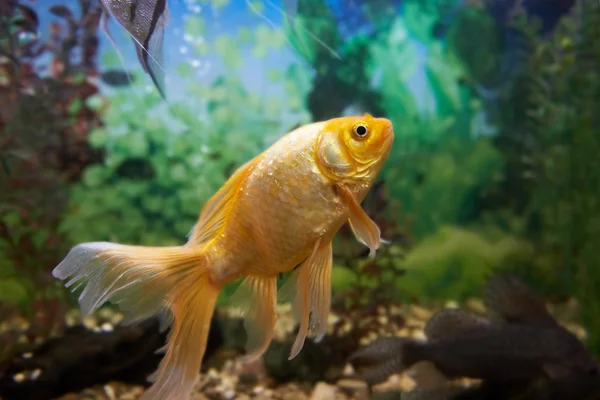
348 336 424 385
53 242 220 400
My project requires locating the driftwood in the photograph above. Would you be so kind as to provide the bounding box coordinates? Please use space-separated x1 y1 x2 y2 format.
0 316 223 400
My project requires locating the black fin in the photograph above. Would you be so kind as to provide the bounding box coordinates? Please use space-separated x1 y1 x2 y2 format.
100 0 168 99
483 274 557 327
349 337 424 385
424 309 491 342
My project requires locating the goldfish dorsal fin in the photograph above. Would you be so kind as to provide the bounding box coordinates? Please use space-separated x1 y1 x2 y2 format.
363 113 373 121
424 309 491 342
188 158 257 245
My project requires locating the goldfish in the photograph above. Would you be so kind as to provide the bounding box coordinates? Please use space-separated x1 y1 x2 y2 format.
349 275 599 397
52 114 394 400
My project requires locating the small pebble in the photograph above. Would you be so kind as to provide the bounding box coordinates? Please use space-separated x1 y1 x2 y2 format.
310 382 338 400
13 372 25 383
412 330 426 341
252 385 264 394
465 298 485 314
409 305 432 321
103 384 116 400
30 368 42 380
337 378 369 399
82 316 97 330
444 300 459 309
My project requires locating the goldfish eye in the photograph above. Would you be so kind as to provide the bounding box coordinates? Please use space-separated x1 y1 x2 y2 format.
353 123 368 139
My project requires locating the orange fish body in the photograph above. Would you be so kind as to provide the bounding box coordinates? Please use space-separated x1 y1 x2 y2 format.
53 114 394 400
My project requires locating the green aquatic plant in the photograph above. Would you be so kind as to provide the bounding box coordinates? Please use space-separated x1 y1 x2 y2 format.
485 1 600 353
61 74 289 246
445 6 505 86
398 225 534 301
0 0 104 316
61 7 314 245
385 135 504 239
283 0 340 69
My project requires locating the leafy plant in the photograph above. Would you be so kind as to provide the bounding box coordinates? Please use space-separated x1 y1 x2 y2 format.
0 0 107 362
480 2 600 352
0 0 105 306
60 8 314 246
398 225 533 300
385 135 504 239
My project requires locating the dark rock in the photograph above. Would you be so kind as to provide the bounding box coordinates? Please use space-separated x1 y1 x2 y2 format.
372 391 403 400
0 315 223 400
263 332 361 384
264 339 329 383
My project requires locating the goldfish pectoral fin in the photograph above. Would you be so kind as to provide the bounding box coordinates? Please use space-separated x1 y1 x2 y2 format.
188 158 257 246
337 184 383 258
230 275 277 362
424 309 491 342
53 242 219 400
307 241 333 343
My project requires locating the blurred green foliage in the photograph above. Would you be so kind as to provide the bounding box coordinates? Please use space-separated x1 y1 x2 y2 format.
60 73 308 246
4 0 600 356
60 1 314 246
490 2 600 352
1 0 103 327
398 225 534 300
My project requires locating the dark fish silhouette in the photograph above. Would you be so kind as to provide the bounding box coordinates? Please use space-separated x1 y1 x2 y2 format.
100 0 168 98
349 275 599 399
100 70 136 87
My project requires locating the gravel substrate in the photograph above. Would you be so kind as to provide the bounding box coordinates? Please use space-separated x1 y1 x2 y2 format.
1 296 590 400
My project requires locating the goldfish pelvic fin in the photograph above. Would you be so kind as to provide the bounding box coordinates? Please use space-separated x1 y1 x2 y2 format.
188 159 257 246
278 239 333 360
229 275 277 362
307 241 332 342
337 184 385 258
52 243 220 400
424 309 491 342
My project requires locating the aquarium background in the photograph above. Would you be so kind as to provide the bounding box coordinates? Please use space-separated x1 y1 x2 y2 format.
2 0 600 396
